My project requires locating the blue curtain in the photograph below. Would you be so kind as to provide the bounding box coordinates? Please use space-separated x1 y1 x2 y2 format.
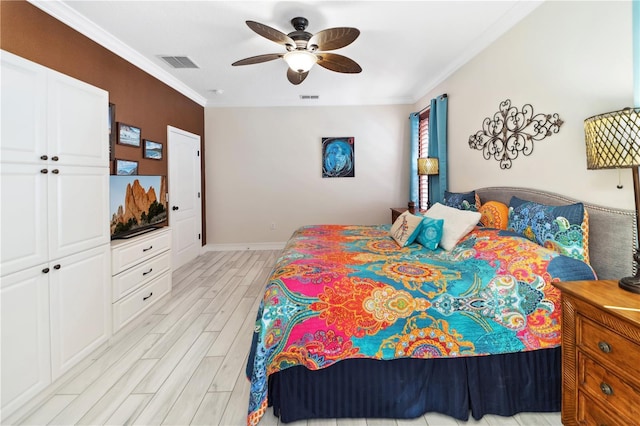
409 112 420 204
428 95 448 206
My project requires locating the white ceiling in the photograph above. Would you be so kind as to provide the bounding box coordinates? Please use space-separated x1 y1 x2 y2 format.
31 0 542 108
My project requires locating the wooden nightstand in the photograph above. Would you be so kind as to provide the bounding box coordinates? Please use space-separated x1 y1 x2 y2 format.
390 207 408 223
553 280 640 425
390 207 428 223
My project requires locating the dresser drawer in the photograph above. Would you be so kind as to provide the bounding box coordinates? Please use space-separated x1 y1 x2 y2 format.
112 271 171 332
578 352 640 421
111 229 171 274
577 316 640 380
578 392 629 426
112 251 170 302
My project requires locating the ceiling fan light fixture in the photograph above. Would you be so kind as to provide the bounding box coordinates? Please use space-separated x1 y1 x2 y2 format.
283 50 317 73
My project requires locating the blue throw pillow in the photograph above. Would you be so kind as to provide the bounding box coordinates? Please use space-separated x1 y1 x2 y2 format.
507 196 589 263
415 216 444 250
444 190 480 212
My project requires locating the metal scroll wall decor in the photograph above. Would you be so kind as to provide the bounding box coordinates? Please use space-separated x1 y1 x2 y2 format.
468 99 563 169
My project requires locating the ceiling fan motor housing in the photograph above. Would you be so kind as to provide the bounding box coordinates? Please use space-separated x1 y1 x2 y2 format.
288 17 312 50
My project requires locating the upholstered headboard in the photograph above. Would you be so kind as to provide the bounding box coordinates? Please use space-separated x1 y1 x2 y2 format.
475 187 637 281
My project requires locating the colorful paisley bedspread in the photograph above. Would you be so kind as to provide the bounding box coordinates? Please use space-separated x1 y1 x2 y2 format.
246 225 596 425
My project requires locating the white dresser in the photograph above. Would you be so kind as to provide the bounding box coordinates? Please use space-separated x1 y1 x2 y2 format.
111 227 172 333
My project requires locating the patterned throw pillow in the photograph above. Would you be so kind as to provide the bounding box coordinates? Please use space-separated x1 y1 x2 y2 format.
444 190 481 212
507 196 590 263
423 203 482 251
415 216 444 250
390 210 423 247
478 201 509 229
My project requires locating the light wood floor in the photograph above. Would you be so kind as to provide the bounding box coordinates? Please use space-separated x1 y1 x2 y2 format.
9 250 562 426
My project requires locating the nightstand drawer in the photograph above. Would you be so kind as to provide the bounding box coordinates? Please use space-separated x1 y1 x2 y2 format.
578 316 640 379
578 392 628 426
578 353 640 421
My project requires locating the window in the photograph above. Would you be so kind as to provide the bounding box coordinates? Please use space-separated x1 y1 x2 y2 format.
418 108 430 210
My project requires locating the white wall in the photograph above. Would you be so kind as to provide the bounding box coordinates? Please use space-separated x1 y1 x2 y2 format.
415 0 634 210
205 105 412 246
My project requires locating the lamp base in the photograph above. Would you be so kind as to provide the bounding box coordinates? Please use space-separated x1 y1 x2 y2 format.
619 275 640 294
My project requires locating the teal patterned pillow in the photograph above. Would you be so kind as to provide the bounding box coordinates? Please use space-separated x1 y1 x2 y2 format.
507 196 590 263
415 217 444 250
444 190 481 212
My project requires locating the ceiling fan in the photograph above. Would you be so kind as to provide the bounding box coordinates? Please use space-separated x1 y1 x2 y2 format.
232 17 362 85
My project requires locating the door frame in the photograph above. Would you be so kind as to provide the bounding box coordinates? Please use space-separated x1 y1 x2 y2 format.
167 125 203 268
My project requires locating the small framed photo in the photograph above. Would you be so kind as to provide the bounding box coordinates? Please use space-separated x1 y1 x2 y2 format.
143 140 163 160
115 159 139 176
117 122 142 147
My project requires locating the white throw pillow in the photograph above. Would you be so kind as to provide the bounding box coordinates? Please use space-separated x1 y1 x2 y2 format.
423 202 481 250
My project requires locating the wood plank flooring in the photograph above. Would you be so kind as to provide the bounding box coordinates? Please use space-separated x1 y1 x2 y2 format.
9 250 562 426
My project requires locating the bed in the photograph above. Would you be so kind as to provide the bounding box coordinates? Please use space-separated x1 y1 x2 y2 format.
246 187 637 425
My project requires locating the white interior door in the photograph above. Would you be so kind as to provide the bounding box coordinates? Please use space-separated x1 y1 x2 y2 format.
167 126 202 270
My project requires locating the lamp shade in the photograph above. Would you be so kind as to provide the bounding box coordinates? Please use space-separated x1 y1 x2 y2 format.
584 107 640 169
418 157 439 175
283 50 317 73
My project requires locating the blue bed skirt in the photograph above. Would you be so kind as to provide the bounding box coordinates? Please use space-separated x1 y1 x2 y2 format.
267 348 561 423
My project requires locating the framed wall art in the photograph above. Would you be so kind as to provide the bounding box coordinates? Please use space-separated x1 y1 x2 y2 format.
322 137 355 178
115 159 139 176
143 140 163 160
117 122 142 147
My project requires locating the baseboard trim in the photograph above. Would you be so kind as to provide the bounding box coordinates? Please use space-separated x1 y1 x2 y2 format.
203 242 286 251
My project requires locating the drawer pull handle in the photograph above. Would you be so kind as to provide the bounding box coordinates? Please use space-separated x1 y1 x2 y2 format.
143 292 153 301
143 246 153 252
41 169 48 174
42 267 50 274
40 155 48 160
600 382 613 396
142 268 153 276
51 169 59 174
598 341 612 353
53 264 61 270
51 156 59 161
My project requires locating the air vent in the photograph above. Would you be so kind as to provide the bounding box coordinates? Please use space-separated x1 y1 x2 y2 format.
300 95 319 100
159 56 199 69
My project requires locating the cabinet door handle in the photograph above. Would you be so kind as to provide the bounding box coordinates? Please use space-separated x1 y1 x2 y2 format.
598 341 612 353
42 267 50 274
143 292 153 301
41 169 48 174
51 156 59 161
143 246 153 252
51 169 59 174
53 264 61 270
142 268 153 276
600 382 613 396
40 155 48 160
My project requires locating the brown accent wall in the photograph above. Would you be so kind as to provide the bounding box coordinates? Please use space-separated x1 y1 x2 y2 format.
1 0 207 243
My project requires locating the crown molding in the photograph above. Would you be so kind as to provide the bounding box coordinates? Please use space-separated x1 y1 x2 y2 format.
28 0 207 107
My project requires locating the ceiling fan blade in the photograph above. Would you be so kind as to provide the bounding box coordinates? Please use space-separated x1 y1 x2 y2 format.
316 53 362 73
232 53 282 66
308 27 360 51
287 68 308 85
246 21 296 49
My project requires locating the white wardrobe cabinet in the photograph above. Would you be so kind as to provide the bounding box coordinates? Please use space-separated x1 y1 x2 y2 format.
0 266 51 417
1 51 108 167
0 50 111 421
0 164 110 277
